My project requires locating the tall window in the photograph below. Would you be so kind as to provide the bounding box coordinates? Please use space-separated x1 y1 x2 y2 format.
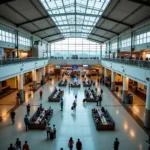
102 44 106 57
111 42 117 50
0 29 15 44
121 38 131 48
18 36 31 46
135 31 150 45
51 38 101 58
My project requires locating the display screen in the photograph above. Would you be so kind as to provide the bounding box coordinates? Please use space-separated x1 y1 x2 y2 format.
72 65 78 69
56 65 60 68
83 65 88 69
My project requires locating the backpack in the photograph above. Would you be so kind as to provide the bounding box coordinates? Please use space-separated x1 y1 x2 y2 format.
68 141 73 147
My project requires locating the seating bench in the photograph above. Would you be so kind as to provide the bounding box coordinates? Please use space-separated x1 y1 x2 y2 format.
71 83 81 88
58 80 67 86
48 89 64 102
92 108 115 130
28 108 53 130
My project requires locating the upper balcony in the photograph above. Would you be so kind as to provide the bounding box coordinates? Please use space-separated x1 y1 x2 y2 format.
49 56 101 65
102 58 150 69
0 57 49 81
0 57 48 67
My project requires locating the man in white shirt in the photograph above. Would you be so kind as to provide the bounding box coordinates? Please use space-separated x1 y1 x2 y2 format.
46 123 51 139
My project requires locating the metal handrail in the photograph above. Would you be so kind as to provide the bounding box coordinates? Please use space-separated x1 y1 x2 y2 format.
0 57 49 67
102 58 150 69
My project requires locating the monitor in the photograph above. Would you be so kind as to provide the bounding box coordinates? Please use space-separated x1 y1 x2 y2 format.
72 65 78 69
83 65 88 69
56 65 60 68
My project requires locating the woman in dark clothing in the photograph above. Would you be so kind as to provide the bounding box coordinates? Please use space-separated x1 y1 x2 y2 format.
68 137 74 150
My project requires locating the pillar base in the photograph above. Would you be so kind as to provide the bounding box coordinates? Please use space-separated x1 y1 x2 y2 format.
111 82 115 90
122 90 128 103
33 81 37 91
104 77 107 85
42 75 45 83
19 89 25 102
144 109 150 129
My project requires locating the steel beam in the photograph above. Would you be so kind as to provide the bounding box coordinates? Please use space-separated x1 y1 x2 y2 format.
49 13 100 17
32 26 56 34
102 16 133 28
87 38 104 43
32 24 119 35
48 38 64 43
16 16 49 27
128 0 150 6
0 0 16 5
42 32 110 39
94 26 119 35
89 33 110 40
42 33 63 39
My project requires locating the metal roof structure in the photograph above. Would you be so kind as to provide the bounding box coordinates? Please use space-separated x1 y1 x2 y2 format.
0 0 149 43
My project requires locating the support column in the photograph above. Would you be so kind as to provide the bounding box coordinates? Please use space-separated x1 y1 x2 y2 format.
47 65 50 75
33 70 37 90
18 74 25 102
122 76 129 103
111 71 115 90
39 68 42 83
104 68 107 84
42 66 45 83
144 81 150 129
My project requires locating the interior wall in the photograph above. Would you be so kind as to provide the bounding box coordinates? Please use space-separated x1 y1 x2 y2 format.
115 73 123 82
138 82 145 90
6 77 17 88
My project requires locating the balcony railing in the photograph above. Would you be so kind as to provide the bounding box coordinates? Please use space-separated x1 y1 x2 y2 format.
50 56 100 60
0 57 48 67
102 58 150 69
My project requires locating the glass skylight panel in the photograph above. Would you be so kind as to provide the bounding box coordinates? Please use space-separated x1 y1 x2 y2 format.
40 0 110 38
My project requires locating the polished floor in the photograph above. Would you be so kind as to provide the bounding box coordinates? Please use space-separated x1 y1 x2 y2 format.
114 86 145 122
0 77 149 150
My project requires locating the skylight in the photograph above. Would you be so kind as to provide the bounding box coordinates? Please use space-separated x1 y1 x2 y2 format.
40 0 110 38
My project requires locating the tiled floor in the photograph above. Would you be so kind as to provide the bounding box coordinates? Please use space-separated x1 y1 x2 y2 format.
114 86 145 122
0 82 35 119
0 77 149 150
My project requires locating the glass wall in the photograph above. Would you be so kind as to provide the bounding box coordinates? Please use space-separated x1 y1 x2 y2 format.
121 38 131 48
0 29 15 44
51 38 102 58
135 31 150 45
18 36 31 47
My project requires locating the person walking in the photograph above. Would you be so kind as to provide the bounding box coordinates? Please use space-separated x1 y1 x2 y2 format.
99 95 102 106
114 138 120 150
96 96 99 106
101 89 103 95
60 98 63 111
39 90 43 99
75 94 77 100
14 138 21 150
68 137 74 150
26 104 30 116
22 141 29 150
76 139 82 150
24 115 29 132
8 144 15 150
53 124 56 138
46 123 51 139
73 100 77 110
10 110 15 125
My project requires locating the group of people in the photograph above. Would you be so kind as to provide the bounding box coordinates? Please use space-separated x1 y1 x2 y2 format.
68 138 82 150
46 124 56 140
8 139 30 150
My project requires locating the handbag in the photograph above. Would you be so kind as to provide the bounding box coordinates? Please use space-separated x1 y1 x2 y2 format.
71 106 74 110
